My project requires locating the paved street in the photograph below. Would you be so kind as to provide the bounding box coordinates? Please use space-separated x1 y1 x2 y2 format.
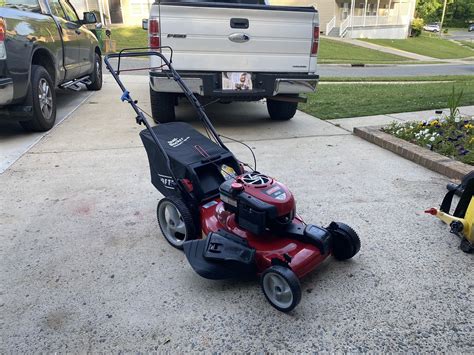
1 74 473 352
446 30 474 41
320 62 474 77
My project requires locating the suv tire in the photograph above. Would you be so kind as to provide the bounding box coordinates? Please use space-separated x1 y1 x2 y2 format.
86 52 103 91
20 65 57 132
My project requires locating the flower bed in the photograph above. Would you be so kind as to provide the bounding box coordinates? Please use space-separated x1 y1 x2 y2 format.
383 113 474 166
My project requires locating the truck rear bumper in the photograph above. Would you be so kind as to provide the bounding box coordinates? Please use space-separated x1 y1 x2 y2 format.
150 72 318 98
0 77 14 106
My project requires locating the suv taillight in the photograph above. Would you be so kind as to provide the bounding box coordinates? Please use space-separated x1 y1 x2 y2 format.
311 25 319 56
0 18 6 60
148 18 160 49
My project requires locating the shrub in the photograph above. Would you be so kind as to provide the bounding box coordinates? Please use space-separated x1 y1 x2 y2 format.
411 18 424 37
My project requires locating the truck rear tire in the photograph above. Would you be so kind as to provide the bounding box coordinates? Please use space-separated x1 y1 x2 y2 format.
20 65 56 132
267 98 298 121
86 53 103 91
150 88 176 123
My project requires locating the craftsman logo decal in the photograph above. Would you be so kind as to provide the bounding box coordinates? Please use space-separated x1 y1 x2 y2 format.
265 185 286 200
158 174 175 189
168 136 190 148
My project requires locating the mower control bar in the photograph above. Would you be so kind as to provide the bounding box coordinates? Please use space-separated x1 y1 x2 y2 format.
103 49 227 150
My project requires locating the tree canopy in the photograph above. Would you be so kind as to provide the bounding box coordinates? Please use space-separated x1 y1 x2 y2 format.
416 0 473 26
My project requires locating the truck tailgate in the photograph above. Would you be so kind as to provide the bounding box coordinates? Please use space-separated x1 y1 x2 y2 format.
157 3 317 73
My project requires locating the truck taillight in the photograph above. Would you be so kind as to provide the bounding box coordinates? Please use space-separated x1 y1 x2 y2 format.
0 18 5 42
0 18 6 60
148 18 160 49
311 25 319 56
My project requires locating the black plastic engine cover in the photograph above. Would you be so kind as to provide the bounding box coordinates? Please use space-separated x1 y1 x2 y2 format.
280 223 332 255
219 179 278 235
183 230 256 280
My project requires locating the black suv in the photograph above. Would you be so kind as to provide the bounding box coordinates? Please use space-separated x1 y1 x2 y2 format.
0 0 102 131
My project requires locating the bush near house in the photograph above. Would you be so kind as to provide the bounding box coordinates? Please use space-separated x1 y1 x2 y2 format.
411 18 424 37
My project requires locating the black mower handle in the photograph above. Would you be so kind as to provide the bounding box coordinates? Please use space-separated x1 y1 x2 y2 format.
103 48 226 150
104 48 230 194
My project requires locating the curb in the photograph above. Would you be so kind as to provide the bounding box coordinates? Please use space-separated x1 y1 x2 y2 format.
354 125 472 180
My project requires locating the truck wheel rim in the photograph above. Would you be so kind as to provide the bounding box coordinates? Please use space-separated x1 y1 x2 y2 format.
263 272 293 309
158 201 187 246
38 78 53 120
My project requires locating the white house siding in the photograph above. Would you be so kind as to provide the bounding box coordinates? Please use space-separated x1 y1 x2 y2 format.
347 25 409 38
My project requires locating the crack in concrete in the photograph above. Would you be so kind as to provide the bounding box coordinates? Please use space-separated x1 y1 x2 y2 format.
26 133 352 155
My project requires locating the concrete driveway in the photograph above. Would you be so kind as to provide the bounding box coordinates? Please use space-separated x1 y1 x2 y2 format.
0 89 94 173
1 75 472 352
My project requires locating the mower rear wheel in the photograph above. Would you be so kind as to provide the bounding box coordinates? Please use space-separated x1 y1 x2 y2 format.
329 222 361 261
261 266 301 312
157 196 197 250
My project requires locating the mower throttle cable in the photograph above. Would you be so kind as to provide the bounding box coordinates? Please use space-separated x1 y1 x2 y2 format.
219 134 257 171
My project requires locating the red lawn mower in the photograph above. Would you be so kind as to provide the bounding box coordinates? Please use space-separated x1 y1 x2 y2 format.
104 50 361 312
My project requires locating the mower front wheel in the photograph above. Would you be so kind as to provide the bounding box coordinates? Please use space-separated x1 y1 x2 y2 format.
261 266 301 312
329 222 361 261
157 196 197 250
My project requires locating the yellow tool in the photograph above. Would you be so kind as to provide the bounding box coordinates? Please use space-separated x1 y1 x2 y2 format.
426 176 474 253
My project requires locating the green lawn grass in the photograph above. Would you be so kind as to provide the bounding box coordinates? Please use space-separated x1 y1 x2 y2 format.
460 40 474 50
363 35 474 59
299 77 474 119
319 37 409 63
110 26 148 51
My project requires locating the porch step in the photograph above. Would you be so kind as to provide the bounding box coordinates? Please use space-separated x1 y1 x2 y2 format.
328 27 340 37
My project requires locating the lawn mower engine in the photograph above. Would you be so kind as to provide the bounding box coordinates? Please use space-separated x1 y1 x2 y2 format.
219 172 296 235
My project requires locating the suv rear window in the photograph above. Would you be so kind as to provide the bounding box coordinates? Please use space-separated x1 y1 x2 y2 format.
1 0 41 12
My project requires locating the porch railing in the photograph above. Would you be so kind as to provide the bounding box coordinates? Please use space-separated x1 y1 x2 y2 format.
338 14 409 38
340 15 351 37
350 15 409 28
326 16 336 35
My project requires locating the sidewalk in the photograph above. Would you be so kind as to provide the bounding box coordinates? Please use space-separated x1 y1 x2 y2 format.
327 105 474 131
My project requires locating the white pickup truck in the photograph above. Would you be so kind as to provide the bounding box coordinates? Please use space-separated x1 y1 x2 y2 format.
146 0 319 122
